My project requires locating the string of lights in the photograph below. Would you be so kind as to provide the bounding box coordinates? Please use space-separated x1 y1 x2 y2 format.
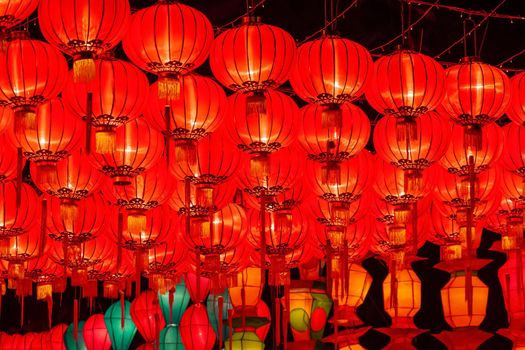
407 0 525 21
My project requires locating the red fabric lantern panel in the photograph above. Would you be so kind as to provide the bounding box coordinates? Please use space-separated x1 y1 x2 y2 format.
501 169 525 203
0 227 44 266
180 303 216 350
0 1 39 32
168 180 236 215
123 1 213 100
290 36 372 104
0 33 68 132
0 134 18 180
145 74 226 140
88 118 164 186
145 238 188 280
62 57 149 153
0 105 14 135
184 271 211 303
48 235 113 272
507 71 525 126
0 181 38 238
38 0 131 82
365 50 445 118
298 102 370 162
83 314 111 350
130 290 166 344
500 123 525 176
210 17 296 92
439 122 504 175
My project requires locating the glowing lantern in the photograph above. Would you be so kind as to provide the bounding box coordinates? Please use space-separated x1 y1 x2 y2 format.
123 1 213 101
227 89 299 175
298 102 370 163
229 267 264 310
441 57 510 149
64 321 87 350
507 71 525 125
145 239 188 295
184 271 211 304
383 267 421 327
104 300 137 350
206 289 233 341
130 290 166 344
83 314 111 350
0 32 68 133
38 0 130 83
500 249 525 321
0 181 37 238
168 179 236 216
158 279 190 325
62 57 149 153
0 106 13 135
88 118 164 186
0 1 39 36
179 303 216 350
332 263 372 325
0 134 17 180
48 324 68 350
225 332 265 350
159 325 183 350
500 123 525 176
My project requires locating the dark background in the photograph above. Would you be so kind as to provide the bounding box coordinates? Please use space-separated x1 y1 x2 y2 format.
3 0 525 349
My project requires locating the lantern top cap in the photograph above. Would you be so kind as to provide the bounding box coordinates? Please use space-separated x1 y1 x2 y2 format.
9 31 30 41
459 56 481 64
241 16 262 24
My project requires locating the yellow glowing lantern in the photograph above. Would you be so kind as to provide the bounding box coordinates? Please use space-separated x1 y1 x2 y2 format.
383 267 421 327
229 267 263 310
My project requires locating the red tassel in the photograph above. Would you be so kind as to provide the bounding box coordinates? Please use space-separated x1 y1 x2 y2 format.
168 287 175 324
391 259 398 316
334 299 339 350
74 299 79 342
343 240 349 300
260 196 266 286
284 284 290 349
326 244 333 297
466 267 473 317
46 295 53 329
86 92 93 154
517 251 524 302
39 198 47 256
218 296 224 349
164 106 171 166
275 297 281 346
241 287 246 328
120 290 125 329
16 148 22 208
196 251 201 303
228 309 234 350
154 312 161 350
506 273 512 322
117 211 123 270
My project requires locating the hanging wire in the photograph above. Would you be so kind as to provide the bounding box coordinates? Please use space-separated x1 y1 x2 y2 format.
401 0 406 47
498 48 525 67
301 0 359 43
478 20 490 58
215 0 267 32
435 0 507 58
407 0 525 21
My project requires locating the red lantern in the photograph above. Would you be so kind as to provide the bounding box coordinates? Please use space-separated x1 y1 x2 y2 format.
88 118 164 186
47 324 67 350
83 314 111 350
179 303 216 350
0 134 17 180
168 180 236 215
501 169 525 204
365 50 445 139
210 17 295 93
298 102 370 163
105 163 174 234
62 57 149 153
145 239 188 289
0 105 13 135
441 57 510 149
440 122 503 175
38 0 131 83
290 36 372 105
227 89 299 175
0 32 68 133
0 1 39 34
123 1 213 101
500 123 525 176
507 71 525 126
46 193 107 242
10 98 82 185
130 290 166 344
0 181 37 238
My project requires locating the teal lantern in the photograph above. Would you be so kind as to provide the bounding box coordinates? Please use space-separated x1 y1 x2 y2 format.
64 321 87 350
160 325 184 350
206 289 233 340
158 279 190 325
104 300 137 350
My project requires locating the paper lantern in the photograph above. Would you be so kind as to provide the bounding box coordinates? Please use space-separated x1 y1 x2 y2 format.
160 325 183 350
206 289 233 340
145 239 188 292
179 303 216 350
229 267 264 309
0 106 14 136
83 314 111 350
500 123 525 176
168 179 236 216
0 134 17 180
48 324 68 350
158 279 190 325
123 1 213 101
332 263 372 325
0 1 39 34
383 267 421 327
38 0 131 83
130 290 166 344
184 271 211 304
64 321 87 350
104 300 137 350
225 332 265 350
0 180 38 238
507 71 525 125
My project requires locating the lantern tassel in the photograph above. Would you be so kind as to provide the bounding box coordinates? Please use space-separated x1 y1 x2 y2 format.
174 140 197 167
321 104 343 129
343 240 349 299
169 287 174 324
73 56 96 84
128 211 147 237
326 245 333 297
275 297 281 346
466 267 473 317
36 162 59 188
505 273 512 323
164 106 171 166
46 295 53 329
404 169 422 194
95 129 116 154
218 296 224 349
518 251 525 307
16 148 23 208
59 199 78 226
120 290 125 329
391 259 398 317
86 92 93 154
284 283 290 350
241 287 246 328
246 91 267 115
117 211 123 270
14 106 36 135
20 296 24 327
39 198 47 257
334 299 339 350
250 153 270 178
158 74 180 101
396 116 418 142
259 195 267 286
228 309 234 350
464 124 483 151
74 299 79 342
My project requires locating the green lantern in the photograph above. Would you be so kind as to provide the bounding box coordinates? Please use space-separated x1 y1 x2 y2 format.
206 289 233 340
158 279 190 325
160 325 184 350
64 321 87 350
226 331 265 350
104 300 137 350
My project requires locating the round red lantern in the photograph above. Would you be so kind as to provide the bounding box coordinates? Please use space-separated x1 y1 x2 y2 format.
507 71 525 126
62 57 149 153
0 134 18 181
441 57 510 149
365 50 445 138
130 290 166 344
0 180 37 238
0 32 68 133
145 74 226 149
38 0 131 83
123 1 213 101
88 118 164 186
83 314 111 350
298 102 370 162
440 122 504 175
0 1 38 34
290 36 372 105
0 105 13 135
168 180 236 215
179 303 216 350
210 16 295 93
145 238 188 284
10 98 82 184
500 123 525 176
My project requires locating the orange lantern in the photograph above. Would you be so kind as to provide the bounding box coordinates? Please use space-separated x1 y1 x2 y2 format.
382 267 421 327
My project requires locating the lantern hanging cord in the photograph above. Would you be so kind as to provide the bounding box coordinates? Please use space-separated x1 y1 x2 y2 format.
498 48 525 68
435 0 507 59
406 0 525 21
215 0 267 32
370 0 439 52
301 0 359 43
